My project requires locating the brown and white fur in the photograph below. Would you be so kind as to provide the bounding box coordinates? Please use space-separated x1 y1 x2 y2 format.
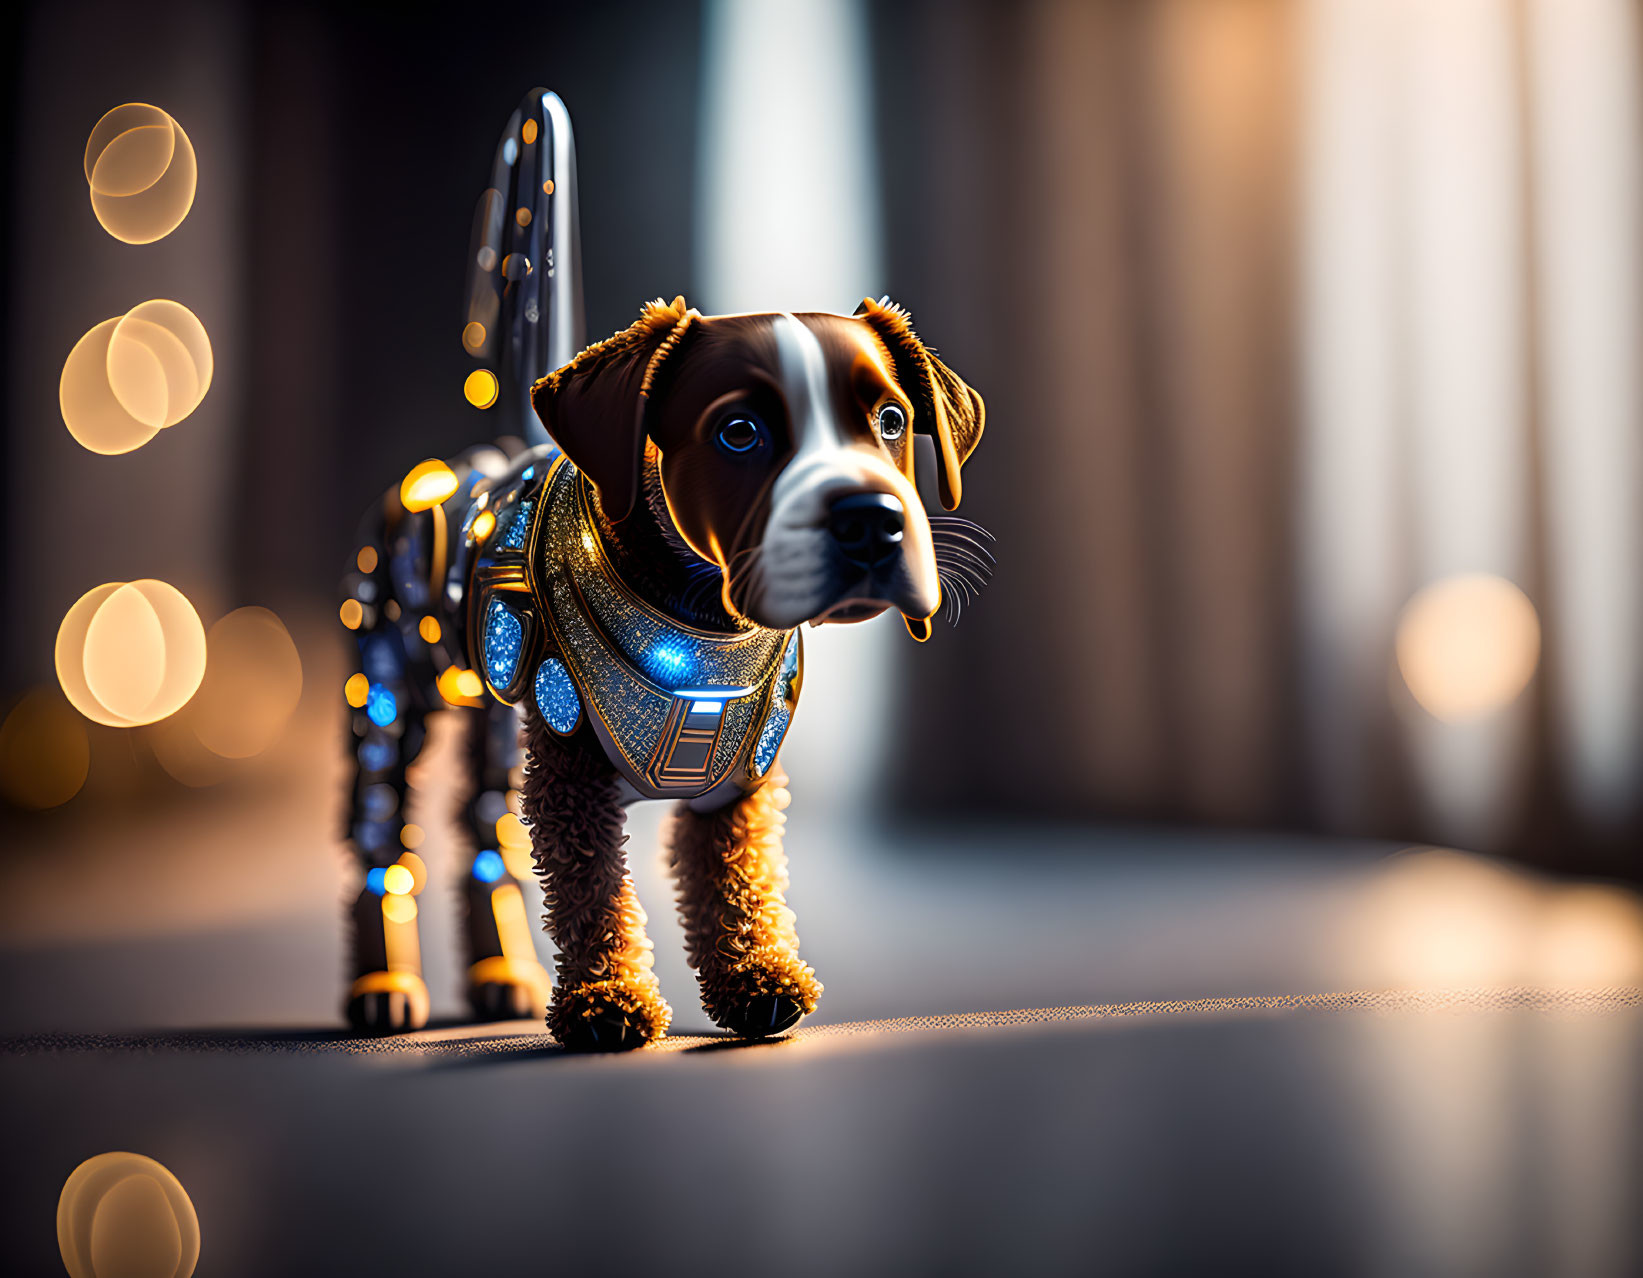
342 295 984 1051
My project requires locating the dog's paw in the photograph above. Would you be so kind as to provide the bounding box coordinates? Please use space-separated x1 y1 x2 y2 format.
465 956 551 1023
345 971 430 1035
701 954 821 1039
548 979 671 1053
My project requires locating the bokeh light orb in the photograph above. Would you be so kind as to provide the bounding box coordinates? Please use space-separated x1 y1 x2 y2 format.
61 301 213 453
83 103 198 244
1395 574 1541 721
0 689 90 809
189 607 303 759
57 1150 200 1278
56 581 207 727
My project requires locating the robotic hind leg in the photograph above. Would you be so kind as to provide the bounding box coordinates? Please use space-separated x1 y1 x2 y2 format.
457 701 550 1022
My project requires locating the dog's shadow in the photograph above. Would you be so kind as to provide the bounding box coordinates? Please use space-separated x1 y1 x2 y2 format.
0 1020 802 1067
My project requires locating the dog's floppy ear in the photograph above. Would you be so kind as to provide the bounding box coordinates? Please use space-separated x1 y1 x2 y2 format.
531 295 697 520
854 296 985 510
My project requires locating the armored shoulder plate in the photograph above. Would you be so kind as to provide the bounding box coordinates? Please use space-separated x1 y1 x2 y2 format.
461 454 800 799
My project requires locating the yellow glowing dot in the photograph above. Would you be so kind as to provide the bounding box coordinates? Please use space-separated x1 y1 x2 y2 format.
515 206 532 228
83 103 199 245
382 893 418 925
437 666 486 707
496 812 531 850
55 580 207 727
462 321 486 352
471 509 497 541
522 119 539 145
1395 574 1541 722
357 546 378 573
383 863 414 895
340 599 363 630
57 1151 200 1278
345 672 369 708
399 824 424 851
0 688 90 810
418 615 441 644
401 458 460 510
396 849 428 894
543 179 555 195
464 368 499 410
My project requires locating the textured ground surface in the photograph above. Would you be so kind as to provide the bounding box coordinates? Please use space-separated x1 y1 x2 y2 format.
4 676 1642 1275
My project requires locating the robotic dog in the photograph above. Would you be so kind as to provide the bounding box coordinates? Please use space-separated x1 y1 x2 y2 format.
339 90 987 1051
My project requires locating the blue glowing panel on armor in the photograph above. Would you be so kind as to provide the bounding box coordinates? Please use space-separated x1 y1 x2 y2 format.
472 849 506 883
366 683 398 727
366 866 388 895
534 657 581 734
644 637 696 687
484 599 523 687
498 500 533 550
753 702 791 776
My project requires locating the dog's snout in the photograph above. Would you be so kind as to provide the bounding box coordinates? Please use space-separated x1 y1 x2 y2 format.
827 492 904 570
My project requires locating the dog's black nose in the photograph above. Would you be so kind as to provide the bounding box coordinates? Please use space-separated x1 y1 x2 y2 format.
828 492 904 570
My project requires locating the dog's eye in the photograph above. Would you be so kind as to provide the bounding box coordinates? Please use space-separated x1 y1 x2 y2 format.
876 403 907 441
716 417 764 455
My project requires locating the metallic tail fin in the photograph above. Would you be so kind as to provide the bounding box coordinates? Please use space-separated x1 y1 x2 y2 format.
460 88 586 447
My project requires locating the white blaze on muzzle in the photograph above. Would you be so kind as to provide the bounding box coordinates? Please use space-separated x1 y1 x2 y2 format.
748 315 939 629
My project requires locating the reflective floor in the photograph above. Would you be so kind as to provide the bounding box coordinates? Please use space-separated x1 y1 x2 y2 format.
3 645 1642 1276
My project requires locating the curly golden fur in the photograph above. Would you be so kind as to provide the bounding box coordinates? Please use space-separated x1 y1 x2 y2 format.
519 707 672 1049
666 769 822 1035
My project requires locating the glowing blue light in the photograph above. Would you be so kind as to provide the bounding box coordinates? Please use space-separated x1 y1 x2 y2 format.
366 683 397 727
484 599 523 687
473 849 506 883
366 867 388 895
359 739 395 771
534 657 581 734
645 637 696 687
521 466 535 481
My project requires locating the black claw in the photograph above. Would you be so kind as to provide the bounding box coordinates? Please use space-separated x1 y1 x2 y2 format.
559 1007 644 1054
722 995 805 1039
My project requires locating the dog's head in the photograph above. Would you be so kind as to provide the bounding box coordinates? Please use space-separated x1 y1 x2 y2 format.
531 296 985 635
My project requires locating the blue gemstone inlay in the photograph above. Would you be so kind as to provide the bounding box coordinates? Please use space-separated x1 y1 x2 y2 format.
497 499 533 550
534 657 581 734
472 849 506 883
484 599 523 687
753 702 791 776
366 683 398 727
779 631 799 692
366 866 388 895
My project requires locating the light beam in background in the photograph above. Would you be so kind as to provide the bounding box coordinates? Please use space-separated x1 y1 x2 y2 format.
1395 574 1540 723
696 0 889 806
1300 0 1540 849
1524 0 1643 828
1400 0 1531 848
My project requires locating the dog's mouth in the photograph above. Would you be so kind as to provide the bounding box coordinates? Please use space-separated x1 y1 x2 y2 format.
810 597 892 625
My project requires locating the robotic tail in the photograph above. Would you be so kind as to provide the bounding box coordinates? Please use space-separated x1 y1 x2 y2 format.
460 88 586 447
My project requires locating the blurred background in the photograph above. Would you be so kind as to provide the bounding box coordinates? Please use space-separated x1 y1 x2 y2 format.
3 3 1643 1274
2 0 1643 989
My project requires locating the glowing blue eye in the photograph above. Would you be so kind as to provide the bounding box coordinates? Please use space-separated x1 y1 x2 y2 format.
717 417 763 454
